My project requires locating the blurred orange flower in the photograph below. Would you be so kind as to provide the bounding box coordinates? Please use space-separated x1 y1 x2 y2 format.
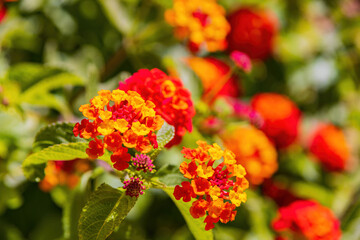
39 159 91 192
309 124 350 171
165 0 230 52
221 124 278 185
186 57 241 104
251 93 301 149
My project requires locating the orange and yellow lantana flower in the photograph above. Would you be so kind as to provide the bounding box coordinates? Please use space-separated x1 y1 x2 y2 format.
173 141 248 230
165 0 230 52
73 90 164 171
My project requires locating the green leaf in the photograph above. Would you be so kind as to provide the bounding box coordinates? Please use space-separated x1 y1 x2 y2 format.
162 187 213 240
33 122 87 151
149 122 175 159
7 63 61 90
63 172 92 240
158 173 186 187
78 183 137 240
22 143 88 181
152 0 173 8
245 190 274 240
292 182 333 207
155 164 186 187
98 0 132 35
22 143 112 181
19 73 84 112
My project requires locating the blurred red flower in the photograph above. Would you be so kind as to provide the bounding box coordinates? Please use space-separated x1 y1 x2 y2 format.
251 93 301 149
0 4 6 22
262 179 300 207
309 124 350 171
119 68 195 148
273 200 341 240
227 7 278 60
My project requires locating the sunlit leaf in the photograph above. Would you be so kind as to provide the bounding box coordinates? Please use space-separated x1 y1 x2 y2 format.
149 122 175 159
22 143 111 181
33 122 87 151
162 187 213 240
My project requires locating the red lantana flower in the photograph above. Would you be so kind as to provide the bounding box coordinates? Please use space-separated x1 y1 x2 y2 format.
251 93 301 149
174 141 248 230
118 68 195 148
273 200 341 240
227 7 278 60
309 124 350 171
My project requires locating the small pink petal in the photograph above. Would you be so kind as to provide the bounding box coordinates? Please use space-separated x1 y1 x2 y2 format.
230 51 252 73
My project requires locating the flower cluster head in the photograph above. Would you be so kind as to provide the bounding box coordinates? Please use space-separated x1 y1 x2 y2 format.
309 123 350 171
165 0 230 52
173 141 249 230
251 93 301 149
132 154 155 173
186 57 241 104
221 125 278 185
272 200 341 240
123 177 146 198
118 68 195 148
227 7 278 60
73 89 164 171
39 159 91 192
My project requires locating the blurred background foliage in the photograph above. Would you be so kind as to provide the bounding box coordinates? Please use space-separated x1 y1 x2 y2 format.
1 0 360 239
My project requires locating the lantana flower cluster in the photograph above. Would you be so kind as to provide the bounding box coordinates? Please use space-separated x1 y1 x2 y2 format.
73 89 164 171
164 0 230 52
123 154 155 198
173 141 249 230
119 68 195 147
272 200 341 240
